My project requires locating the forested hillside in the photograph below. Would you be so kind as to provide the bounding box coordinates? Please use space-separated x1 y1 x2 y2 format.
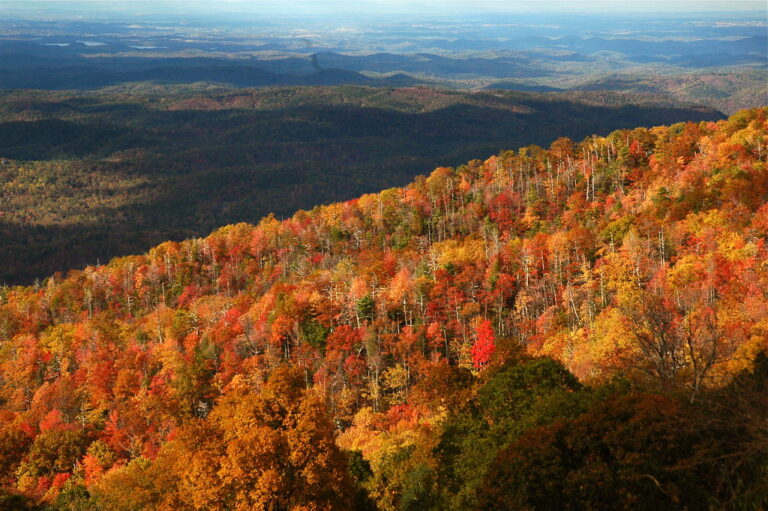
0 109 766 510
0 86 723 285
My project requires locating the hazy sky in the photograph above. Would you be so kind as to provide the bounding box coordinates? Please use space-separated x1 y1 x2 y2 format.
2 0 766 14
223 0 763 10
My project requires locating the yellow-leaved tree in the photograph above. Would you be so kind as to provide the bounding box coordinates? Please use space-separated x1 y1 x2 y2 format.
94 368 353 510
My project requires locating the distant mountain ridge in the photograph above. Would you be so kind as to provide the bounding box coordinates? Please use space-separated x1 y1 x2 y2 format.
0 60 419 90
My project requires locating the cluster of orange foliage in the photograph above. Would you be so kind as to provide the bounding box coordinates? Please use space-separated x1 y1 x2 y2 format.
0 109 765 508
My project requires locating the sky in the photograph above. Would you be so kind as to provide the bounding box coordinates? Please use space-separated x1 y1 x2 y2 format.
1 0 766 15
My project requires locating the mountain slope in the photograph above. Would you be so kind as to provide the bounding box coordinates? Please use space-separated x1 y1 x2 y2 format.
0 109 766 509
0 85 724 285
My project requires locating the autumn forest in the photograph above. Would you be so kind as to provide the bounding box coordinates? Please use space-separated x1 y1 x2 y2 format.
1 2 767 509
0 107 766 509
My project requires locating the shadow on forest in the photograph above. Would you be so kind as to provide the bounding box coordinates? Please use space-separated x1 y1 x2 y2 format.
0 93 725 285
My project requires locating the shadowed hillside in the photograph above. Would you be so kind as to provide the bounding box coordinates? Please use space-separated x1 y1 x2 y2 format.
0 86 724 284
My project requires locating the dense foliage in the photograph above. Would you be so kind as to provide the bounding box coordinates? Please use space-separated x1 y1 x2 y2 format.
0 109 766 509
0 85 723 285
